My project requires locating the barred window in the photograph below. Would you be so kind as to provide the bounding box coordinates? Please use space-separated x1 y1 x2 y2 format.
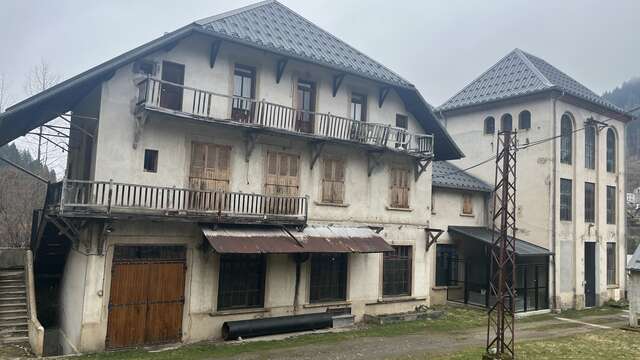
606 243 616 285
584 182 595 223
560 114 573 164
607 186 616 224
383 246 412 296
560 178 572 221
218 254 265 310
309 254 347 303
435 245 458 287
585 125 596 169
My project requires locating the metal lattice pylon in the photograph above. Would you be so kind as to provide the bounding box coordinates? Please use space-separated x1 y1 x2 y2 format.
485 131 517 359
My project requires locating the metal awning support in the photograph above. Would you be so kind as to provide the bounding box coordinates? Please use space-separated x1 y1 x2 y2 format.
425 227 444 251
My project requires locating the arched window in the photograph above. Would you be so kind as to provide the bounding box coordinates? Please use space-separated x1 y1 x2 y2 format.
606 128 616 172
501 114 513 131
518 110 531 129
484 116 495 134
584 125 596 169
560 114 573 164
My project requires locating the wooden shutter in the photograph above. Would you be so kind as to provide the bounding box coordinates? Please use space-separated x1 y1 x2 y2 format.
264 152 300 196
189 143 231 192
322 158 345 204
390 168 410 208
462 194 473 214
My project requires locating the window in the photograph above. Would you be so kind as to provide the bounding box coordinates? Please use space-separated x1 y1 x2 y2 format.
189 143 231 191
265 152 300 196
606 243 616 285
321 158 345 204
395 114 409 149
143 149 158 173
160 61 185 111
309 254 347 303
585 125 596 169
560 178 572 221
383 246 412 296
232 65 255 122
389 168 410 208
484 116 495 134
296 80 316 133
584 182 595 223
518 110 531 130
501 114 513 131
607 186 616 224
606 128 616 173
462 193 473 215
560 114 573 164
350 93 367 121
217 254 266 310
435 245 458 287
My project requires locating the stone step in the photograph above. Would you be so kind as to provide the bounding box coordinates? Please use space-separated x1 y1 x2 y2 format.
0 290 26 298
0 309 27 318
0 335 29 344
0 297 26 303
0 319 28 328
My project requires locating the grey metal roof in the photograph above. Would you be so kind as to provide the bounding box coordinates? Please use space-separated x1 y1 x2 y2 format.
629 245 640 272
439 49 625 114
432 161 492 193
196 0 412 88
448 226 551 257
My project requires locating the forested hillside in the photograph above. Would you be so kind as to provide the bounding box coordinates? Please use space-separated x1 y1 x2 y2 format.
0 143 56 247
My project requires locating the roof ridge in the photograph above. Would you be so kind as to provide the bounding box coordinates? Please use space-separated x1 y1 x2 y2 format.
194 0 276 25
513 48 554 87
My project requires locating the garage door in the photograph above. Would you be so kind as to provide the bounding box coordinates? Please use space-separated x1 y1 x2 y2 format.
106 245 186 349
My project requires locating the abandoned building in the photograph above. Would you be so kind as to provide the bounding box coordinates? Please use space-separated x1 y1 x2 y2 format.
0 0 462 354
438 49 632 310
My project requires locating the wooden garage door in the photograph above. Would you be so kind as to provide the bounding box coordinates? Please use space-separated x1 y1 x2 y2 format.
106 246 186 349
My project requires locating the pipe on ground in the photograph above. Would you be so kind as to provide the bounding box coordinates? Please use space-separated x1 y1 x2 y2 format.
222 312 333 341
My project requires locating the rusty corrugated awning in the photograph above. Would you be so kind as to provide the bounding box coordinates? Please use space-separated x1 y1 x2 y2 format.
201 226 392 254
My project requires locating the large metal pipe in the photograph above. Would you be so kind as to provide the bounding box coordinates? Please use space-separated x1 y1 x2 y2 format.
222 313 333 341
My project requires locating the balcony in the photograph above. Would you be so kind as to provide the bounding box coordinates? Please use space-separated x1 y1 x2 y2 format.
136 78 434 158
44 179 308 226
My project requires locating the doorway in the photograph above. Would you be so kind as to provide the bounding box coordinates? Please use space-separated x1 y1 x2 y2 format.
160 61 185 111
584 242 596 308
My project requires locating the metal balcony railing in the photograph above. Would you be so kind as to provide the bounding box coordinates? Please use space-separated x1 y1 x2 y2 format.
45 179 308 224
136 77 434 155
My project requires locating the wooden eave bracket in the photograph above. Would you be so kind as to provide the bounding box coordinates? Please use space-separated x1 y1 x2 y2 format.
425 227 444 251
367 151 383 177
244 131 259 162
276 58 288 84
332 73 346 97
378 87 390 108
309 141 326 170
414 156 433 181
133 111 148 149
46 215 80 249
368 225 384 234
209 40 222 68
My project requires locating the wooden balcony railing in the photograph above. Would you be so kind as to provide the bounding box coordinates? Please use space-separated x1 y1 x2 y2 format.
45 179 308 225
137 77 434 156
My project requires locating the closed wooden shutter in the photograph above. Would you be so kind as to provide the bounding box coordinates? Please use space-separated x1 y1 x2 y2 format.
189 143 231 192
462 194 473 215
265 152 300 196
390 168 410 208
321 158 345 204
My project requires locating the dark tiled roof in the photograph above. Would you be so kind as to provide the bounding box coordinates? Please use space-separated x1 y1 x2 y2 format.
432 161 492 193
448 226 551 257
196 0 411 87
629 245 640 272
439 49 624 114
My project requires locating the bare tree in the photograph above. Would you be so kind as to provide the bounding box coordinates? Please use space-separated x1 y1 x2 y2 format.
0 167 46 248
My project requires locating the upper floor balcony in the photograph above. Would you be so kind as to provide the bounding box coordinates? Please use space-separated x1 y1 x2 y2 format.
44 179 308 226
136 77 434 158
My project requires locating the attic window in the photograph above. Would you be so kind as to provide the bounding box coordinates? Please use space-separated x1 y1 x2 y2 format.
133 59 156 76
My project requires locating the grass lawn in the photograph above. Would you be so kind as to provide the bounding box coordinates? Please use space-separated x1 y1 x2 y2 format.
429 329 640 360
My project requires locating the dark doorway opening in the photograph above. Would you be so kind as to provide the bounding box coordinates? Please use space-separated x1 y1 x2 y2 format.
584 242 596 308
160 61 185 111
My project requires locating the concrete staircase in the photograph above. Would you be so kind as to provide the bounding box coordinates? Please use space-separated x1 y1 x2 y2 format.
0 268 29 344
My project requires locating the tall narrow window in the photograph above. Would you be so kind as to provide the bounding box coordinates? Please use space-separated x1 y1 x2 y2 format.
584 182 595 223
518 110 531 130
606 128 616 173
501 114 513 131
462 193 473 215
309 254 347 303
350 93 367 121
232 65 256 123
607 186 616 224
264 152 300 196
160 61 185 111
393 114 409 149
435 245 458 286
218 254 266 310
606 243 616 285
560 114 573 164
143 149 158 173
390 168 410 208
383 246 412 297
484 116 495 134
189 143 231 191
560 178 572 221
296 80 316 133
585 125 596 169
321 158 345 204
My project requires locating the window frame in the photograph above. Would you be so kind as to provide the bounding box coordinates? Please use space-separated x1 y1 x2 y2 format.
309 253 348 303
435 244 459 287
461 193 474 215
382 246 412 297
389 167 411 209
606 186 616 225
217 254 266 311
606 242 617 286
584 182 595 223
484 116 495 135
584 125 596 169
143 149 158 173
188 142 232 192
518 110 531 130
560 114 573 165
501 113 513 131
350 92 367 122
321 157 346 204
264 151 300 197
606 128 616 173
560 178 572 221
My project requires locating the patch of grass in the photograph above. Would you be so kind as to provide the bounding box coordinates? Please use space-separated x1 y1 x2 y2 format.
430 329 640 360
